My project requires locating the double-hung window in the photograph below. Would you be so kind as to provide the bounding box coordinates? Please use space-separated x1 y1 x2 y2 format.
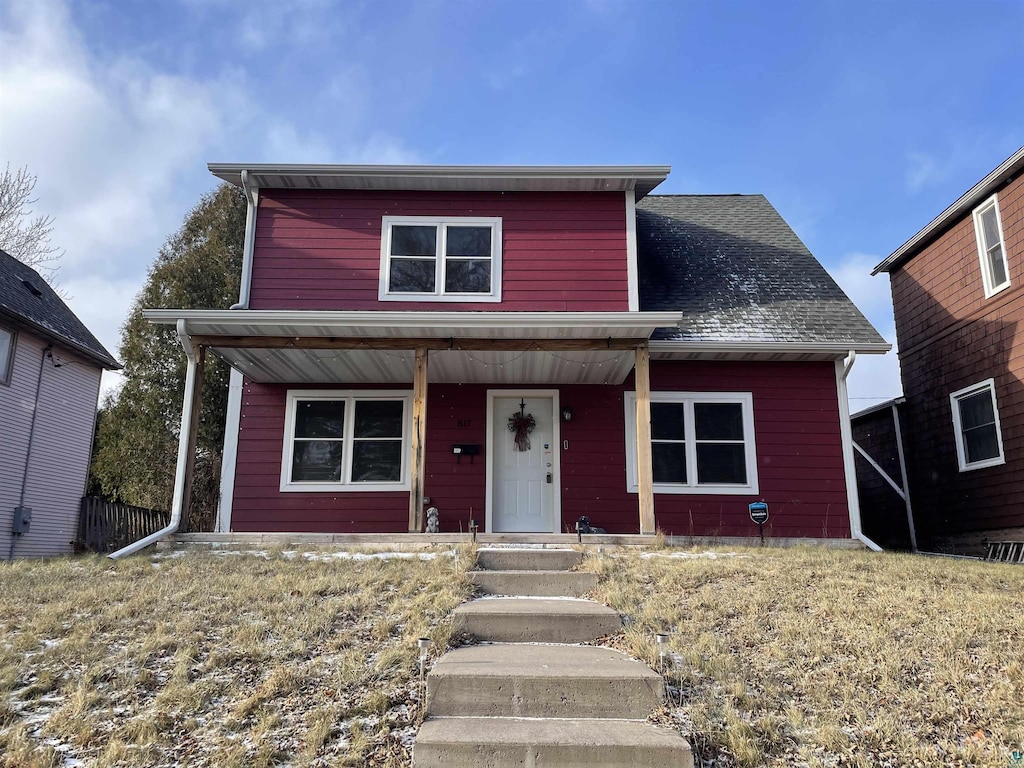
281 390 411 492
379 216 502 302
950 379 1005 472
624 392 759 494
0 326 14 385
973 195 1010 298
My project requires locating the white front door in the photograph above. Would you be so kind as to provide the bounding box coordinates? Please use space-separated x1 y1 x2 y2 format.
489 394 558 533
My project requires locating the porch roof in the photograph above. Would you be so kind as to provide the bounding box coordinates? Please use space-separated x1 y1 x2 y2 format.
143 309 682 385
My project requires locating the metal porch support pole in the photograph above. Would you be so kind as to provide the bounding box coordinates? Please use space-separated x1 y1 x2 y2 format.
409 347 428 533
179 345 206 533
635 342 656 535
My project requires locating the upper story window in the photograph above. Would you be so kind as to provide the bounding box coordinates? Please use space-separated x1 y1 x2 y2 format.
379 216 502 302
281 390 411 492
0 327 14 385
950 379 1005 472
624 391 759 495
972 195 1010 298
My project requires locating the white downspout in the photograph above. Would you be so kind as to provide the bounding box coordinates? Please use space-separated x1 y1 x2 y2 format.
108 320 195 558
837 351 882 551
230 169 258 310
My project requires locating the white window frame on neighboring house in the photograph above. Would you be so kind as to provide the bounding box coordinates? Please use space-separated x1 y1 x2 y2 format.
378 216 502 302
950 378 1005 472
280 389 412 492
0 326 15 385
624 391 759 495
973 194 1011 298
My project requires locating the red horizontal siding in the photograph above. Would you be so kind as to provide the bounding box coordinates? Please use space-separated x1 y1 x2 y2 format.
230 360 850 539
248 190 630 311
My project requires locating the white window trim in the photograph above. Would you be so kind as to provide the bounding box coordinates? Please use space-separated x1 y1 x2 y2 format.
950 378 1005 472
0 326 14 386
624 391 759 495
973 194 1011 299
280 389 412 492
378 215 502 303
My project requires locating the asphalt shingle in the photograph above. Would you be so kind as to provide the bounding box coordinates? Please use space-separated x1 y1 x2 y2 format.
636 195 885 345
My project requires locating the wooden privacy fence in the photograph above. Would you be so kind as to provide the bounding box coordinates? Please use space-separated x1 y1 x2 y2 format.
78 497 170 553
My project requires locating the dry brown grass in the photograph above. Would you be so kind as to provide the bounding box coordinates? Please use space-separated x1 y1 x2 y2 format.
587 547 1024 768
0 545 475 767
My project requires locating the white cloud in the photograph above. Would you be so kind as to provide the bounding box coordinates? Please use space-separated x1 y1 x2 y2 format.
828 252 903 410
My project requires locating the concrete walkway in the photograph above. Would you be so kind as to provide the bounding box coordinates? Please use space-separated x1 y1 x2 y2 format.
413 548 694 767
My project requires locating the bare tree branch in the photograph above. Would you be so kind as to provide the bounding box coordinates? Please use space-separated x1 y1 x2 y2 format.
0 163 63 282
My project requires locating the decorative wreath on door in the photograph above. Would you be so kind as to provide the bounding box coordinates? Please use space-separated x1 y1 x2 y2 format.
507 403 536 452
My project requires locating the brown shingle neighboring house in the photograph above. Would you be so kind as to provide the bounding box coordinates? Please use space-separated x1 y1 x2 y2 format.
873 146 1024 554
0 249 120 559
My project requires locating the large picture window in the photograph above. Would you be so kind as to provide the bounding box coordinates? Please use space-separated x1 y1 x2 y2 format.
379 216 502 302
281 390 411 492
0 327 14 385
972 195 1010 298
950 379 1005 472
624 392 758 494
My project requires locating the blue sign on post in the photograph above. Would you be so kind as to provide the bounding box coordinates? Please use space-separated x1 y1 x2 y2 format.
749 501 768 545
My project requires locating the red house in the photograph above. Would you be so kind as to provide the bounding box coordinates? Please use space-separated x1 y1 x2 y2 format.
124 164 889 552
867 146 1024 554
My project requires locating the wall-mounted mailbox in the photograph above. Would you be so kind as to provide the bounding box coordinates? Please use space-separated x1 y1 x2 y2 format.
13 506 32 534
452 444 480 464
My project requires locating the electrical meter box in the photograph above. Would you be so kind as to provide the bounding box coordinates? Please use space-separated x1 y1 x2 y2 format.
13 506 32 534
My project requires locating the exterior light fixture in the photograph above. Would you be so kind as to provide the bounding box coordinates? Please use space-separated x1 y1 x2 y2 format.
561 407 573 422
655 633 669 674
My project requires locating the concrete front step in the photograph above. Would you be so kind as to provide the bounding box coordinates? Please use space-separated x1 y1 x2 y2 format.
470 569 598 597
414 716 694 768
426 644 664 719
476 547 582 572
453 598 621 643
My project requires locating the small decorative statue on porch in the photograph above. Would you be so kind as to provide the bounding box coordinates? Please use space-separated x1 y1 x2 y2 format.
426 507 440 534
508 399 536 452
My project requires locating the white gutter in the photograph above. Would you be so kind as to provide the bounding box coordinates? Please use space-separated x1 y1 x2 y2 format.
836 351 882 551
108 320 196 559
651 339 892 356
230 169 258 310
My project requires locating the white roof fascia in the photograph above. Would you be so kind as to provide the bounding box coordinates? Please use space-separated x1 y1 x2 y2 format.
650 340 893 356
874 145 1024 275
143 309 683 336
207 163 671 199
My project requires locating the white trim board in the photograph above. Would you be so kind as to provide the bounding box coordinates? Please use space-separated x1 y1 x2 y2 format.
625 190 639 312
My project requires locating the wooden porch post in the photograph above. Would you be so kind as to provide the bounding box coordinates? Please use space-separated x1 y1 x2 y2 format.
408 347 428 532
179 345 206 533
635 342 656 535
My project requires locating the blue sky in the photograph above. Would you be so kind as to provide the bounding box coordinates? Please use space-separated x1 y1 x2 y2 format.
2 0 1022 406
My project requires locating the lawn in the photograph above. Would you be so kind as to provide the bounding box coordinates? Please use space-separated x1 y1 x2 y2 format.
1 545 1021 768
587 547 1024 767
0 547 475 768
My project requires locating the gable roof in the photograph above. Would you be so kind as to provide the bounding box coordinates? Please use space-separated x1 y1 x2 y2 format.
0 250 120 369
874 145 1024 274
637 195 887 348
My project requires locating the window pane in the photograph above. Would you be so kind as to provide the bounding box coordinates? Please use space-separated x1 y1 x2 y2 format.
354 400 404 438
446 226 491 257
989 245 1007 286
694 403 744 440
958 390 995 430
391 225 436 256
696 444 747 484
389 259 436 292
980 207 1000 248
295 400 345 438
652 442 686 483
0 328 12 380
444 259 491 293
292 441 343 482
651 402 685 441
352 441 402 482
964 425 1000 464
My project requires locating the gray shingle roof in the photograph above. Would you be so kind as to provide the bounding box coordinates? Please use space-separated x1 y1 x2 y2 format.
0 249 119 369
637 195 886 345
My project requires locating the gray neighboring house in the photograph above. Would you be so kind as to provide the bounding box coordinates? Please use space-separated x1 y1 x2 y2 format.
1 250 119 559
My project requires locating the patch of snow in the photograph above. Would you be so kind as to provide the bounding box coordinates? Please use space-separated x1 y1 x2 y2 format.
470 595 600 602
638 551 751 560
